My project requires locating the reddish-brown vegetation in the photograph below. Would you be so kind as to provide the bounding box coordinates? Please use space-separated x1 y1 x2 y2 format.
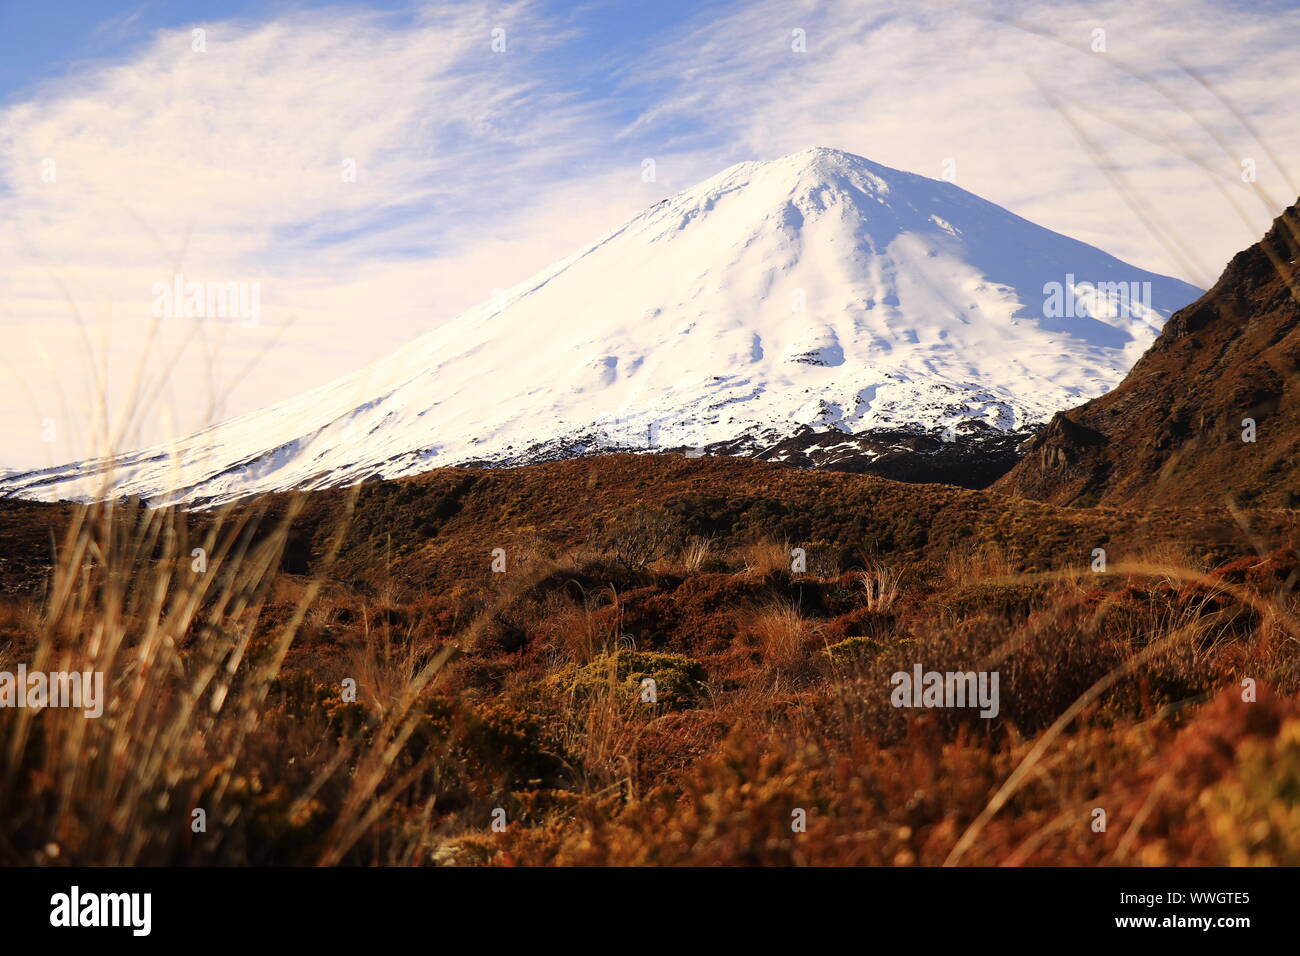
0 455 1297 865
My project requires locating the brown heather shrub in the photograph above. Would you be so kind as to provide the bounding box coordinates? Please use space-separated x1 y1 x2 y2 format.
597 504 681 570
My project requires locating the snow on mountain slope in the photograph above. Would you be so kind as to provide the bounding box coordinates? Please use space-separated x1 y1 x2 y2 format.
1 147 1202 507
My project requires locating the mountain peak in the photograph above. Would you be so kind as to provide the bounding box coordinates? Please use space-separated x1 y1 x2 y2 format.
0 153 1203 507
773 146 889 186
779 145 868 167
701 145 891 195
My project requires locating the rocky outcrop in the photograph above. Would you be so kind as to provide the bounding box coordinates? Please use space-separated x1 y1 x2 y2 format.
995 200 1300 508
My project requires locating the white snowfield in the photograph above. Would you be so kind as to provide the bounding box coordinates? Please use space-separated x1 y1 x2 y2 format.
2 147 1201 507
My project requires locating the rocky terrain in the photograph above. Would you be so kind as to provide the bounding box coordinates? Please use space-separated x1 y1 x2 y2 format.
997 200 1300 509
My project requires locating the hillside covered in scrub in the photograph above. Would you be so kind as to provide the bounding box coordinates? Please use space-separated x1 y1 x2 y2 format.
0 454 1298 865
260 453 1293 588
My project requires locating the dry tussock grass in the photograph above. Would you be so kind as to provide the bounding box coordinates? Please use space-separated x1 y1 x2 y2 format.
944 541 1016 585
858 562 902 611
677 535 715 574
739 539 794 577
748 600 817 674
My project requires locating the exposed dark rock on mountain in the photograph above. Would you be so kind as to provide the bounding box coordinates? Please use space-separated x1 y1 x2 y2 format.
718 424 1035 489
995 200 1300 508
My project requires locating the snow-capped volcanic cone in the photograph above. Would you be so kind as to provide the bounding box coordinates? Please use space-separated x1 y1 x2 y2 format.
3 147 1201 507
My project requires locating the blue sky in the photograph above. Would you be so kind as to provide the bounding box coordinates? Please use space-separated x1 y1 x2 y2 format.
0 1 721 129
0 1 269 100
1 0 1297 466
0 0 736 253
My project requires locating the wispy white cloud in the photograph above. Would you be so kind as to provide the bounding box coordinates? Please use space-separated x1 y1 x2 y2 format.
621 0 1300 281
0 1 636 467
